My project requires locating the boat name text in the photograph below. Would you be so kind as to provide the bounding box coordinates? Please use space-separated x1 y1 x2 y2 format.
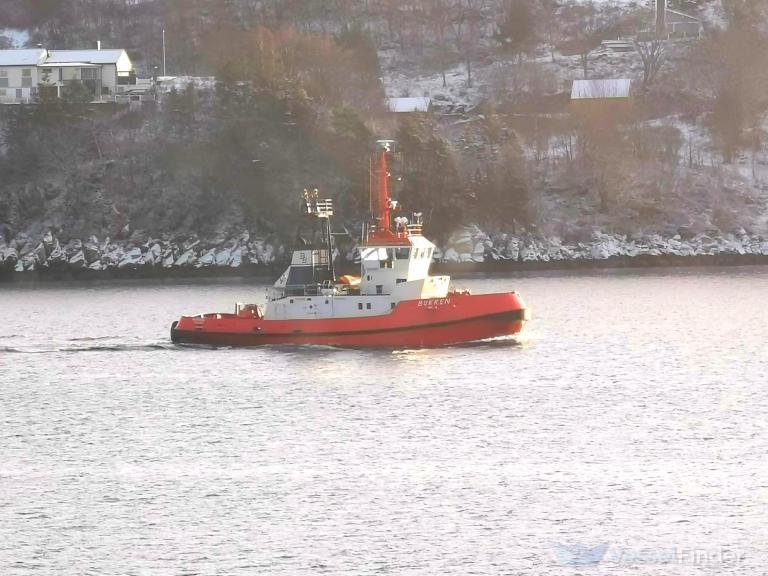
418 298 451 307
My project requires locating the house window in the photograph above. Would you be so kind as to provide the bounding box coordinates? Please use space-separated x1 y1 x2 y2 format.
0 89 6 97
21 69 32 87
40 68 53 82
16 89 22 99
81 68 98 80
0 69 7 88
366 303 372 310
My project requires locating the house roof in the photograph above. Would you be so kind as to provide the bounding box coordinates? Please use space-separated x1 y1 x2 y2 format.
41 62 100 68
0 49 46 66
0 48 128 67
46 49 126 65
571 79 631 100
642 5 701 22
666 9 701 24
388 97 431 113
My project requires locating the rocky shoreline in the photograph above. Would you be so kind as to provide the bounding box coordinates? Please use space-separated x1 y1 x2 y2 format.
2 227 768 282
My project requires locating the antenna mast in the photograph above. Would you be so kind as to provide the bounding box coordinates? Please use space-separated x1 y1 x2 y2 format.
367 140 396 242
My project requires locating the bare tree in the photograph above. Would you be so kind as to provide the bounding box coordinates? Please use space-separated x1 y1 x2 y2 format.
538 0 562 63
495 0 537 63
452 0 485 88
559 3 602 79
635 38 667 88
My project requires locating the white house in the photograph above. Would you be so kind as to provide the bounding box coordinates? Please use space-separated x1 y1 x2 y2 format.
0 47 137 104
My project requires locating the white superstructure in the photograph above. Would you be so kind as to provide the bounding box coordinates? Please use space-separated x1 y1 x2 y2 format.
265 199 450 321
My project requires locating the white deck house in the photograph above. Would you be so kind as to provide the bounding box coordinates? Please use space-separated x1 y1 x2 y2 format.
0 47 148 104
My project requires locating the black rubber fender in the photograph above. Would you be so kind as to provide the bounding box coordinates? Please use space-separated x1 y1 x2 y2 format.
170 320 180 343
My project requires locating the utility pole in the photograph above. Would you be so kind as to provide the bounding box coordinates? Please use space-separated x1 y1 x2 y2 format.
162 29 167 76
656 0 667 37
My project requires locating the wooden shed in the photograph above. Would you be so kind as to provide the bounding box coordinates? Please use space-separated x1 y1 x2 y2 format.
570 79 633 124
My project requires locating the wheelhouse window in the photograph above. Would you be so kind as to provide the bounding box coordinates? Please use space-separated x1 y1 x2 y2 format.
395 247 410 260
361 247 394 269
381 249 394 268
0 69 8 88
361 247 383 262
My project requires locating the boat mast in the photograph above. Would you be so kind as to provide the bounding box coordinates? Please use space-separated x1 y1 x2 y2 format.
300 189 335 284
325 213 335 282
377 145 391 235
369 140 396 242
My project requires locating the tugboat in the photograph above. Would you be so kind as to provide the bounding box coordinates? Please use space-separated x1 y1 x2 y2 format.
170 140 529 348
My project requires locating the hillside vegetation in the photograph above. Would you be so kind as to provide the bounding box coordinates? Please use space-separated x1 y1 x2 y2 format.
2 0 768 270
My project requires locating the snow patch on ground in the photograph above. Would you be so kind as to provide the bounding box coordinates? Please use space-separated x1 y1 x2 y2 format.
0 29 29 47
438 225 768 263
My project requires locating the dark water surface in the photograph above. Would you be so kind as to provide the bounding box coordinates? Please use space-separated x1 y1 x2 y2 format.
2 268 767 575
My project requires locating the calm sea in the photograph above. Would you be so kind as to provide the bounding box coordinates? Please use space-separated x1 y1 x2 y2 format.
2 268 767 575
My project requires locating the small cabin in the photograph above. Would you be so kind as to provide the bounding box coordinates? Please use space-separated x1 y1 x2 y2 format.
663 10 702 38
570 79 633 124
639 1 703 40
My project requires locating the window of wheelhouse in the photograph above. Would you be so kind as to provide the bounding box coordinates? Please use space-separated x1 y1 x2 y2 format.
362 247 395 269
361 247 381 269
395 247 410 260
381 249 394 268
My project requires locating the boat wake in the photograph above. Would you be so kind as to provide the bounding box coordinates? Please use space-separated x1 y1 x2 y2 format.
67 335 124 342
0 342 178 354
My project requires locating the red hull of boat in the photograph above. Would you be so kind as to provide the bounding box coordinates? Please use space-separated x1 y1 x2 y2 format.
171 292 528 348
